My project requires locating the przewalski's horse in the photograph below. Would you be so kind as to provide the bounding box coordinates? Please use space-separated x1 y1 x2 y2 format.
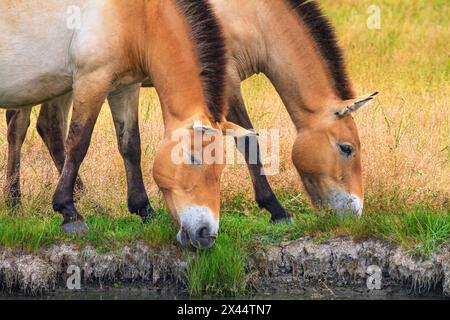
215 0 378 217
4 0 378 223
0 0 249 249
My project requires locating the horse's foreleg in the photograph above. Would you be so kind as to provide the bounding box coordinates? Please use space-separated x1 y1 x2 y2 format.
4 107 32 207
37 93 84 193
52 73 109 234
226 84 291 223
108 84 153 223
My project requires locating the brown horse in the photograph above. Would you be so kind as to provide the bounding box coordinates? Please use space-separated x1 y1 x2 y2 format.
214 0 378 217
0 0 252 249
3 0 377 223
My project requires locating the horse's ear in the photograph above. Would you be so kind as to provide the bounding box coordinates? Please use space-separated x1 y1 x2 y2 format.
190 120 257 138
335 92 379 118
192 121 217 134
221 121 258 138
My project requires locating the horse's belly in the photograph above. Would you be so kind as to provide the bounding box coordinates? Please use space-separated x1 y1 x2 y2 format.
0 71 72 108
0 50 73 108
0 1 77 108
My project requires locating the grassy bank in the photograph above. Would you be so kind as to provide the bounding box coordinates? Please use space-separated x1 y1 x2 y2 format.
0 0 448 296
0 192 448 296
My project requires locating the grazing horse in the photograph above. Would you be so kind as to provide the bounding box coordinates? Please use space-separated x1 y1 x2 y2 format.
3 0 377 223
212 0 378 217
0 0 250 249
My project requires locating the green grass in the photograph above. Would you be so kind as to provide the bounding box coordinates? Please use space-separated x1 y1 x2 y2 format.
185 193 450 296
185 233 247 296
0 192 448 296
0 202 178 253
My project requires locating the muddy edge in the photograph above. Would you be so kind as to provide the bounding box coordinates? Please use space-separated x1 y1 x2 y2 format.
0 237 449 297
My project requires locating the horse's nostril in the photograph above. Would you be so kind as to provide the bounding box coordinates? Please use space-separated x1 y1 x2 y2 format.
189 226 217 249
197 226 210 239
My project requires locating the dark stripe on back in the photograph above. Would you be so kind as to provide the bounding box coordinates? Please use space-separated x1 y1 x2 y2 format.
287 0 354 99
175 0 227 122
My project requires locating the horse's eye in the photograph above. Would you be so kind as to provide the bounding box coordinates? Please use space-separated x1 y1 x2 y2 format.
338 144 354 157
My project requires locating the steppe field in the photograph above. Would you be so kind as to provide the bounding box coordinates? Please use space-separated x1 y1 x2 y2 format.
0 0 448 295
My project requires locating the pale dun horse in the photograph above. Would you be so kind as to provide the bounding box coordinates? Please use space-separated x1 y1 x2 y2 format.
0 0 252 249
212 0 378 217
4 0 378 234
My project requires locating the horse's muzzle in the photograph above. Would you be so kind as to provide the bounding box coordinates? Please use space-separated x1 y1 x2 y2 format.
177 206 219 249
326 192 363 217
177 225 217 249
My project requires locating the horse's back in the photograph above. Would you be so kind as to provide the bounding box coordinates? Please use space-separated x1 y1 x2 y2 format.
0 0 106 108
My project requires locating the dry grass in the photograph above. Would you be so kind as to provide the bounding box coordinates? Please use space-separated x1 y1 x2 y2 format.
0 0 448 216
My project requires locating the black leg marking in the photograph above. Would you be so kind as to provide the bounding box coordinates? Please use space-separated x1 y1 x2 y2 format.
227 90 291 223
108 86 154 223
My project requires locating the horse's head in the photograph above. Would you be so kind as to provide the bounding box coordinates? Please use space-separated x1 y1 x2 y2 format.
292 92 378 217
153 118 252 249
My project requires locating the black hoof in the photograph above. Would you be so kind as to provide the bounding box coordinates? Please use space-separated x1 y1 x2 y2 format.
257 193 292 225
271 214 293 225
134 206 154 224
61 221 89 235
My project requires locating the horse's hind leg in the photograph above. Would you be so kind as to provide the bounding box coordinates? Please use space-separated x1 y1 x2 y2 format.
226 81 291 223
4 107 32 207
37 93 84 193
108 84 154 222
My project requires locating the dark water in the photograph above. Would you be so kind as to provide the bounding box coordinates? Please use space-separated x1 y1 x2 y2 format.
0 287 446 300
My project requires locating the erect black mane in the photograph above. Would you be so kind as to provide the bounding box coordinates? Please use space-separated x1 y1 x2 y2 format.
175 0 227 122
287 0 354 100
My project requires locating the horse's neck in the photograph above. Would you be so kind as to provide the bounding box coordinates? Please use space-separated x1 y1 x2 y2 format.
224 0 345 129
263 1 347 129
137 0 214 131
